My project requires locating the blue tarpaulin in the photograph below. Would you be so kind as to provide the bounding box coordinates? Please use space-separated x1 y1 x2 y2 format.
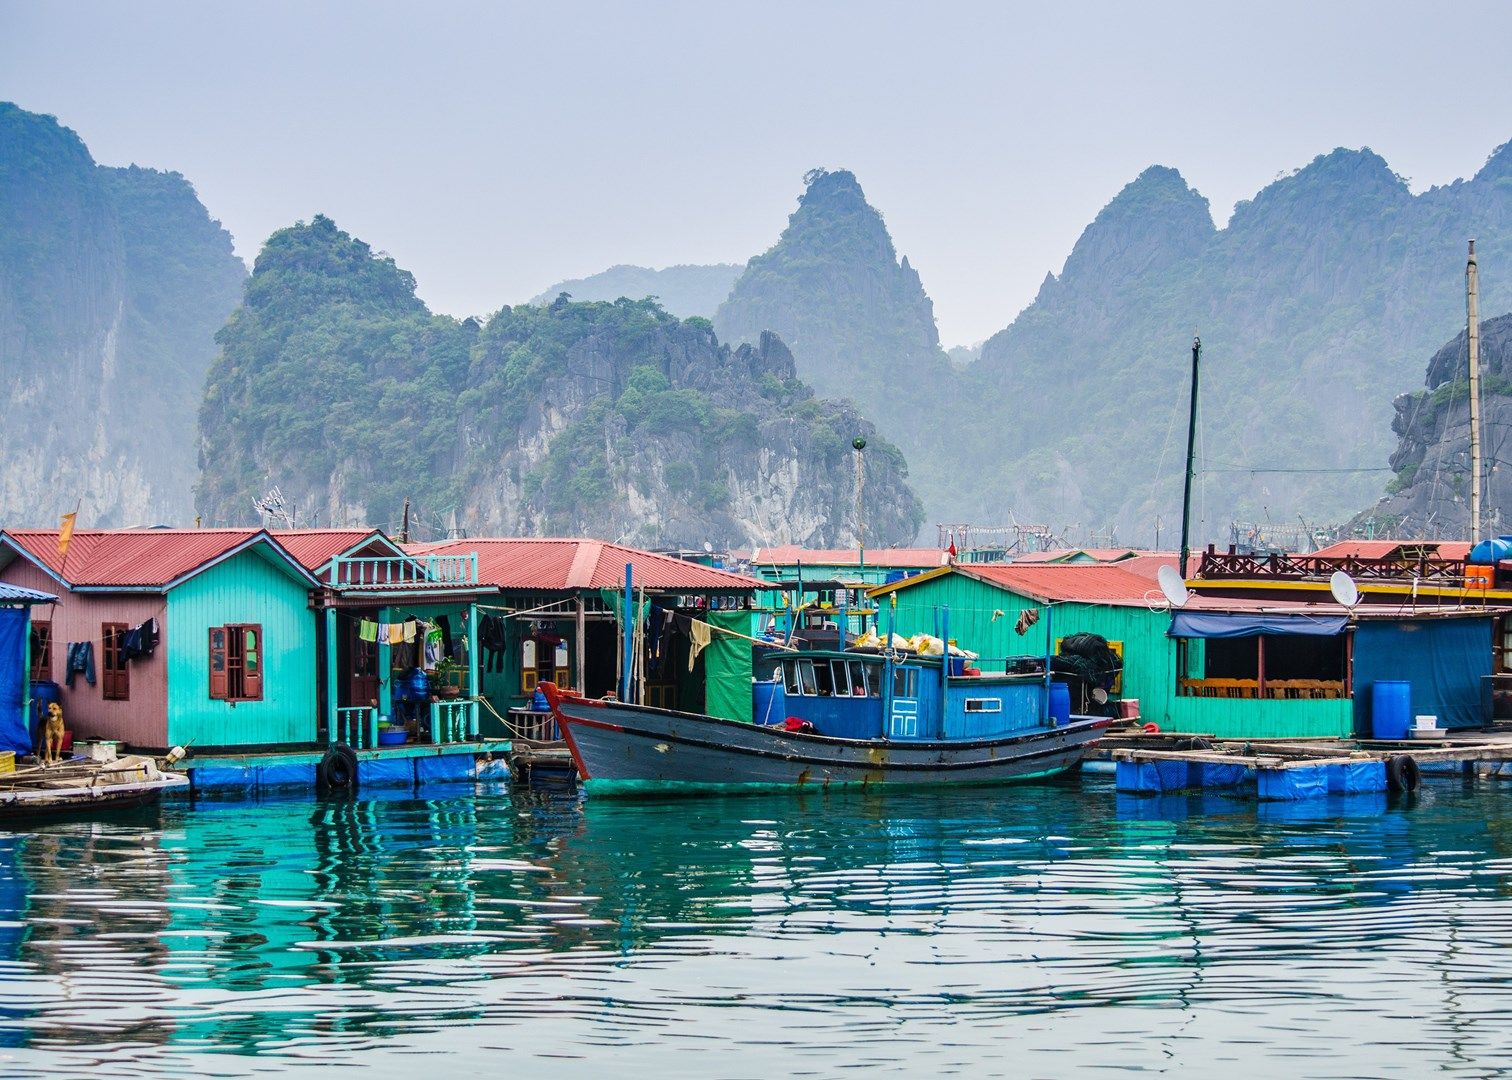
1352 618 1493 732
0 609 29 756
1169 612 1348 638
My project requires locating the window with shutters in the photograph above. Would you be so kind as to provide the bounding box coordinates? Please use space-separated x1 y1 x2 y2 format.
29 623 52 682
102 623 129 701
209 624 263 702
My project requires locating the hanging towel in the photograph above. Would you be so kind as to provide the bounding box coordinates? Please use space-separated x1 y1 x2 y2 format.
388 623 405 645
403 620 417 643
359 620 378 642
687 619 713 671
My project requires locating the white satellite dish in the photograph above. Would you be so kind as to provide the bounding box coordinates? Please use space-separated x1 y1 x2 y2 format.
1157 564 1191 608
1330 570 1360 608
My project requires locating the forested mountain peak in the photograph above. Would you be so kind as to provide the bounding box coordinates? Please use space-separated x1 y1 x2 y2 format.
528 263 743 319
199 217 922 547
1053 165 1213 296
0 102 244 527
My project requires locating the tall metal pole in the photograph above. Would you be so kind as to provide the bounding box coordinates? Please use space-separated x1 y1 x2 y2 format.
852 437 866 571
1468 240 1483 544
1179 337 1202 572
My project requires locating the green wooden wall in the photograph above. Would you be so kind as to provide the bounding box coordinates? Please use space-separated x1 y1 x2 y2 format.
166 549 317 748
883 572 1352 739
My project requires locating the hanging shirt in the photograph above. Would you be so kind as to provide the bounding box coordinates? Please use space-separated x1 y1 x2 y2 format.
688 619 713 671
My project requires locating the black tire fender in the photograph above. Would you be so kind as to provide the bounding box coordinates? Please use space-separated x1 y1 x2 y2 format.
1386 754 1421 794
319 743 359 791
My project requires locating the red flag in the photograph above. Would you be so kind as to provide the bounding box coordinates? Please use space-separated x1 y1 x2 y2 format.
947 532 957 558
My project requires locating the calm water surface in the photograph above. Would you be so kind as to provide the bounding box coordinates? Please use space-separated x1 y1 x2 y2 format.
1 774 1510 1077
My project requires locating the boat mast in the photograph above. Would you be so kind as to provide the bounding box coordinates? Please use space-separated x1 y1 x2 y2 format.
1469 239 1483 544
1179 336 1201 573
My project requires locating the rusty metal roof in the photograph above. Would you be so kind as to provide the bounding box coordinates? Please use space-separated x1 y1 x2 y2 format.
0 529 318 590
410 538 764 591
1310 539 1472 560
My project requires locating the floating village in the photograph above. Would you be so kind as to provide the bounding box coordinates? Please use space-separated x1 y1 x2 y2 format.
7 518 1512 811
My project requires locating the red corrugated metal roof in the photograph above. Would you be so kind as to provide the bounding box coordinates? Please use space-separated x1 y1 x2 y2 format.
1012 548 1149 563
272 530 396 572
1310 539 1471 560
745 545 949 569
956 563 1168 606
409 538 764 591
0 529 316 589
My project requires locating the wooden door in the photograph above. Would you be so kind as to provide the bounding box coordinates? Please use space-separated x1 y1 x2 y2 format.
346 621 380 708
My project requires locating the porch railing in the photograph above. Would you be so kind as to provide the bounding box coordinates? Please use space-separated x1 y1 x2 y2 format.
430 699 478 744
1197 547 1468 585
334 706 378 748
330 553 479 589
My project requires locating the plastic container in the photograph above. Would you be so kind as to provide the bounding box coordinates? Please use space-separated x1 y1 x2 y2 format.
753 679 786 726
378 728 408 746
1469 538 1512 565
1371 680 1411 740
1117 698 1140 720
948 656 966 677
1048 682 1072 727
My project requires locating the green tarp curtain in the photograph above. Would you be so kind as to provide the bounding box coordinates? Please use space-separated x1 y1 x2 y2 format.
703 610 754 724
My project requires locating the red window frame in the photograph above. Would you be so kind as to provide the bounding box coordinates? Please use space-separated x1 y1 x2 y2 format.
209 624 263 702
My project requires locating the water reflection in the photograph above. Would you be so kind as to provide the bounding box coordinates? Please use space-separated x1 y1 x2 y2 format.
0 777 1507 1074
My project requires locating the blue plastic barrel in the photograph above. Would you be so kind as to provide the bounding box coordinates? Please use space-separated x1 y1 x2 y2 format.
753 679 786 726
1371 680 1411 740
1469 538 1512 565
1048 681 1072 727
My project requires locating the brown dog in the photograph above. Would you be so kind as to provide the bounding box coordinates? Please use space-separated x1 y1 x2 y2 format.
42 703 65 765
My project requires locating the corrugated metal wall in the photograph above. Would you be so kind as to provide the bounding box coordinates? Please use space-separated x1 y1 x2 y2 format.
887 573 1353 738
0 559 168 746
165 550 317 747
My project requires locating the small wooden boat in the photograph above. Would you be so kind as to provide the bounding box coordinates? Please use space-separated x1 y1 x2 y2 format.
543 647 1109 793
0 755 188 820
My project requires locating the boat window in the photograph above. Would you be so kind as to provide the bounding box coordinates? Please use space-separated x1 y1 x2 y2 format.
893 667 917 698
798 660 818 696
964 698 1002 713
849 660 871 696
813 660 834 696
831 660 851 696
783 662 801 696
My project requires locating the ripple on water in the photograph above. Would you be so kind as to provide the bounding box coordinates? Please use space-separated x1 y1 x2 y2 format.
0 780 1510 1075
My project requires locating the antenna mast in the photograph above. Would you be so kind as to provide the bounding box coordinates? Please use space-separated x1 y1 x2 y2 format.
1468 240 1483 544
1179 336 1201 575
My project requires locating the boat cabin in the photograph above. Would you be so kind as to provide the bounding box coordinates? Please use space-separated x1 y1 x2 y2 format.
771 650 1060 742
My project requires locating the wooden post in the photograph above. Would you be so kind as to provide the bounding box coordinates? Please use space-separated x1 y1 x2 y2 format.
575 597 587 694
1256 635 1267 700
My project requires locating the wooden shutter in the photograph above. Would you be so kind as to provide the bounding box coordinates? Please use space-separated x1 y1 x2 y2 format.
241 625 263 701
102 623 129 701
209 626 228 699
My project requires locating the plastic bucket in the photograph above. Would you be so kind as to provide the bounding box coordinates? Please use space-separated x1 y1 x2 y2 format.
1371 680 1411 740
1048 682 1072 727
753 679 786 726
948 656 966 677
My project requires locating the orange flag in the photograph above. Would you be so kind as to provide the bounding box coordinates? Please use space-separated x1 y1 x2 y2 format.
57 512 77 561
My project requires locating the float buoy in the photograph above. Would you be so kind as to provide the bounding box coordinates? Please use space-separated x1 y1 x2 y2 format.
1142 722 1161 734
318 743 359 791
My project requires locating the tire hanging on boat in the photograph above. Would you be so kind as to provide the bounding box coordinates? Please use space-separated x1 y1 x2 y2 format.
1386 754 1421 793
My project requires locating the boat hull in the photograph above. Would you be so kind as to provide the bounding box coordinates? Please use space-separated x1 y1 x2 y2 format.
553 697 1108 792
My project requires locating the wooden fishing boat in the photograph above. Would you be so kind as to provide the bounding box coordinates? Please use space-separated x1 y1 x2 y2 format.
0 755 188 820
543 647 1109 792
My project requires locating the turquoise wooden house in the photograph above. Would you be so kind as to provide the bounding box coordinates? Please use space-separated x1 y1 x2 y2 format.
869 561 1374 739
0 529 321 751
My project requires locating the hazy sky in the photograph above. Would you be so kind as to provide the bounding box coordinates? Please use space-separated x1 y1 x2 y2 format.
4 1 1511 345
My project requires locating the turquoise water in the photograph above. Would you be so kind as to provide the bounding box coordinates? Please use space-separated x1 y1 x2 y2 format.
1 775 1512 1077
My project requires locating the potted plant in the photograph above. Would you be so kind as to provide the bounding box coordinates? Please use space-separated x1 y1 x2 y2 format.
432 658 463 699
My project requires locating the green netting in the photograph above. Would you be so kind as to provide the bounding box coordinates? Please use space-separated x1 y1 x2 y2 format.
704 610 754 723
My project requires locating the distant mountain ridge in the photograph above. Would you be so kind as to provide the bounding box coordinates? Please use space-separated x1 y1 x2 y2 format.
0 102 246 527
530 263 742 319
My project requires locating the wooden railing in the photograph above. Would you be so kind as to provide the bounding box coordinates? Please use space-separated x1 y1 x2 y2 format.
1197 546 1467 585
430 699 478 743
334 706 378 748
1178 677 1347 701
330 553 479 588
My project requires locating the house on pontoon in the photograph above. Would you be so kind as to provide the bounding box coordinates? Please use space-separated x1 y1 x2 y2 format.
868 555 1511 739
410 538 765 727
0 529 322 751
